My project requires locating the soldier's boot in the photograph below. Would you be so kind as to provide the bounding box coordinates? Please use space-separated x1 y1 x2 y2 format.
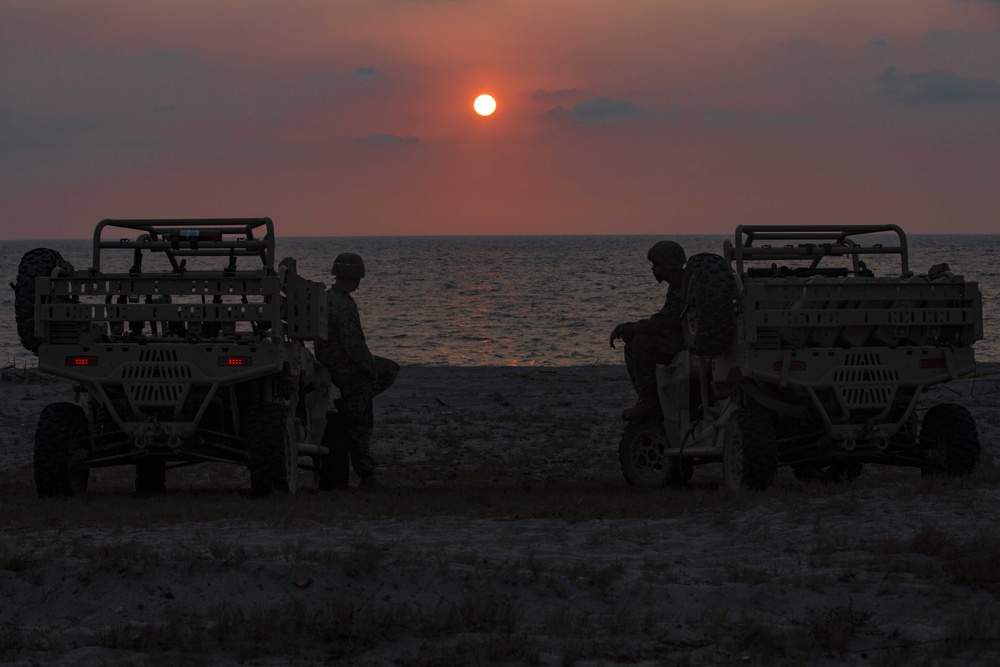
622 394 659 421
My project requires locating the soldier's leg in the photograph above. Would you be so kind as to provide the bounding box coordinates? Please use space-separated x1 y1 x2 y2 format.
624 334 670 398
339 392 376 480
622 334 674 420
371 356 400 397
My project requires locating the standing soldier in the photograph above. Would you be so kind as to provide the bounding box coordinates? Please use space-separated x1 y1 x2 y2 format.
315 252 399 489
609 240 687 421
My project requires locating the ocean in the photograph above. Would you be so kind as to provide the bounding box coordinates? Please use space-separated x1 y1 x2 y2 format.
2 234 998 368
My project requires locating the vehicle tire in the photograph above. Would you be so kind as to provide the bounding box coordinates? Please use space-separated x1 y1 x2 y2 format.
14 248 74 353
722 404 778 491
683 253 737 357
247 402 291 495
619 415 675 487
919 403 980 478
135 461 167 494
316 411 350 490
792 460 863 484
34 402 90 497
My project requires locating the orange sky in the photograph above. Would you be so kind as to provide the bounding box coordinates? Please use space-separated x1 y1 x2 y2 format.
2 0 999 238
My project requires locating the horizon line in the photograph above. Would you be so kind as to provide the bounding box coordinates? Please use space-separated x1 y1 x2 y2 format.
5 231 1000 243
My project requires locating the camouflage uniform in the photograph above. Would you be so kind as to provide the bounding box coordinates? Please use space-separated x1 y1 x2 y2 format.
611 241 688 417
315 288 399 481
621 285 685 399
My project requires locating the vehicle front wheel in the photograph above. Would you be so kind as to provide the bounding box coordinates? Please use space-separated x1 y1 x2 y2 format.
247 403 292 495
619 415 690 487
34 402 91 497
920 403 980 478
722 405 777 491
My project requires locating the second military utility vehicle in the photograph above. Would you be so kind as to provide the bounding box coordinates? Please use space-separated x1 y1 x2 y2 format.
619 224 983 490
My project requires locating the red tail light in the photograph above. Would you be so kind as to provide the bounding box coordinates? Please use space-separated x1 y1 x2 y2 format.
66 356 98 366
918 358 947 369
219 356 251 367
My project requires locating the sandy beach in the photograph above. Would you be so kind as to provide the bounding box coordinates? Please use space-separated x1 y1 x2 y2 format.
2 362 1000 666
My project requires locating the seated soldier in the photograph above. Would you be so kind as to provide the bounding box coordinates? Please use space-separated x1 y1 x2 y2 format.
609 240 687 421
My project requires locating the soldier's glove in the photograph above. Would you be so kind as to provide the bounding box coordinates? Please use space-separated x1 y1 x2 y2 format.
609 322 635 348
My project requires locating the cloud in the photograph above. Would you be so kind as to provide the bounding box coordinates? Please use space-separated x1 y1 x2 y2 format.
533 88 585 101
878 67 1000 104
0 108 103 152
866 38 891 52
354 133 420 145
571 98 641 122
928 28 972 43
544 97 641 127
350 67 385 82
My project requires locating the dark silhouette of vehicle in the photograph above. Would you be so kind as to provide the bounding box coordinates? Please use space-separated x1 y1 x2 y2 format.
619 225 983 490
18 218 344 496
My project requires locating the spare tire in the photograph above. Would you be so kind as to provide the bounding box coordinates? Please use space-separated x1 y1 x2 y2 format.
13 248 74 352
682 252 737 357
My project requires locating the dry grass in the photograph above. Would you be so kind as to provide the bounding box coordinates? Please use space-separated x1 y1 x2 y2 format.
8 481 998 664
3 365 1000 665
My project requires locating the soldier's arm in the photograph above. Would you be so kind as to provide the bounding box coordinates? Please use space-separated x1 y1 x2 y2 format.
334 305 377 380
631 289 684 336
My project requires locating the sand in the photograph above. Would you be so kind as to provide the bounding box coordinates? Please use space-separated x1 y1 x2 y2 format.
2 362 1000 666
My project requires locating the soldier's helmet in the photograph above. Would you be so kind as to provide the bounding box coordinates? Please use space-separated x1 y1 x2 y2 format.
646 241 686 269
331 252 366 279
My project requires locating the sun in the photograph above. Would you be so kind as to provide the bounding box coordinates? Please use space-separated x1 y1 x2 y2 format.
473 94 497 116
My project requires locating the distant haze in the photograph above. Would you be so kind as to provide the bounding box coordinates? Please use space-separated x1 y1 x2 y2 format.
2 1 999 239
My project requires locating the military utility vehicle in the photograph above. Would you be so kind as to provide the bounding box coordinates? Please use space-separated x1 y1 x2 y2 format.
16 218 347 496
619 224 984 490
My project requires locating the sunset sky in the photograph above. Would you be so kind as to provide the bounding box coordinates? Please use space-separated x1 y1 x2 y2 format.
2 0 999 239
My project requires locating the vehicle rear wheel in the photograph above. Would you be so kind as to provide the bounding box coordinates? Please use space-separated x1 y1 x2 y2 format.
14 248 75 352
247 403 291 495
683 253 737 357
619 415 690 487
722 404 777 491
920 403 980 478
34 402 90 497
